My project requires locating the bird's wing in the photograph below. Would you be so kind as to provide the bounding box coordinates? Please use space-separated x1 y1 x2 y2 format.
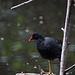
55 39 62 46
55 39 70 45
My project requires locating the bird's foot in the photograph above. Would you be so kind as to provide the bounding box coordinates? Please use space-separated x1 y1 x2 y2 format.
41 71 55 75
50 72 55 75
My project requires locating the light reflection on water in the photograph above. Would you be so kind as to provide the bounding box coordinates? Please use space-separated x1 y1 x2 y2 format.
68 44 75 51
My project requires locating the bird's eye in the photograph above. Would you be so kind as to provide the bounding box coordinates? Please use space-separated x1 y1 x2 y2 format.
33 35 38 39
35 35 38 38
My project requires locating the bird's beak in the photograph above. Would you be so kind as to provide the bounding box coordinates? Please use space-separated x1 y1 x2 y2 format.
29 39 31 41
29 38 32 41
29 34 33 41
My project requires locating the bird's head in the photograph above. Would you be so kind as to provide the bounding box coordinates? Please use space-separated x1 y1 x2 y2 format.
29 32 44 41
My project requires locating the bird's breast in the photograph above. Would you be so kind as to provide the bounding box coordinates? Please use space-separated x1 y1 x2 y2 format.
36 38 62 60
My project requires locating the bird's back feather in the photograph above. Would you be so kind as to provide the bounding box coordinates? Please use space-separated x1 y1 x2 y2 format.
36 37 62 60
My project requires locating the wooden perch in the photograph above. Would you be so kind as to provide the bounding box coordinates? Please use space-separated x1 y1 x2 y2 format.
16 73 47 75
16 64 75 75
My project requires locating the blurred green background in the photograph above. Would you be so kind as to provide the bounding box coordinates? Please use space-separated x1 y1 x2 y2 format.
0 0 75 75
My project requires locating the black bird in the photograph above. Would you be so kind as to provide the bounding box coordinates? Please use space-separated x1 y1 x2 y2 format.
29 32 62 75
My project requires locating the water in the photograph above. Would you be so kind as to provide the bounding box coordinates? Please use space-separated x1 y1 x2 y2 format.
0 0 75 75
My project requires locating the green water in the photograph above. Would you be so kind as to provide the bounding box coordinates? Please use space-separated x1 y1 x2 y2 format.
0 0 75 75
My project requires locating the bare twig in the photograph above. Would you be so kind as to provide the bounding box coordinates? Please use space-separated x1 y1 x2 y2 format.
59 0 72 75
11 0 33 10
73 0 75 6
64 64 75 73
38 65 44 75
61 27 65 32
38 65 44 72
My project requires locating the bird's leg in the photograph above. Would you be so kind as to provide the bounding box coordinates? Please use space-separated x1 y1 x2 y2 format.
41 60 55 75
49 60 52 73
48 60 55 75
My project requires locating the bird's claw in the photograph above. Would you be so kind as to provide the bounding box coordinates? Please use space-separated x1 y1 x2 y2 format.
50 72 55 75
40 71 55 75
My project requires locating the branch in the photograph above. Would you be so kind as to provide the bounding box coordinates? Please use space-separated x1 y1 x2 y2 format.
64 64 75 73
61 27 65 32
11 0 33 10
59 0 72 75
73 0 75 6
38 65 44 73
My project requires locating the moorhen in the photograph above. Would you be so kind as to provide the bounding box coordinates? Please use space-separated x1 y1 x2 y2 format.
29 32 62 75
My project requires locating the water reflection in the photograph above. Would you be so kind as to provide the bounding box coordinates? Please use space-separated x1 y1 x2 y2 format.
0 0 75 75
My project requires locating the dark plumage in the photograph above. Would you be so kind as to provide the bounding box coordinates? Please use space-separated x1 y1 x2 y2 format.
29 32 62 74
29 32 62 61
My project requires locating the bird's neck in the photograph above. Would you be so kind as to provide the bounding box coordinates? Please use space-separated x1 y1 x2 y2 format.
36 38 44 48
37 37 44 42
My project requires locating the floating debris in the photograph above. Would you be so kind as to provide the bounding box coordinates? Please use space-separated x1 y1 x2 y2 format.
33 66 37 69
25 29 29 33
17 23 21 27
1 37 4 41
39 20 44 24
39 16 43 19
35 60 38 62
33 17 37 21
6 63 9 65
27 62 29 65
